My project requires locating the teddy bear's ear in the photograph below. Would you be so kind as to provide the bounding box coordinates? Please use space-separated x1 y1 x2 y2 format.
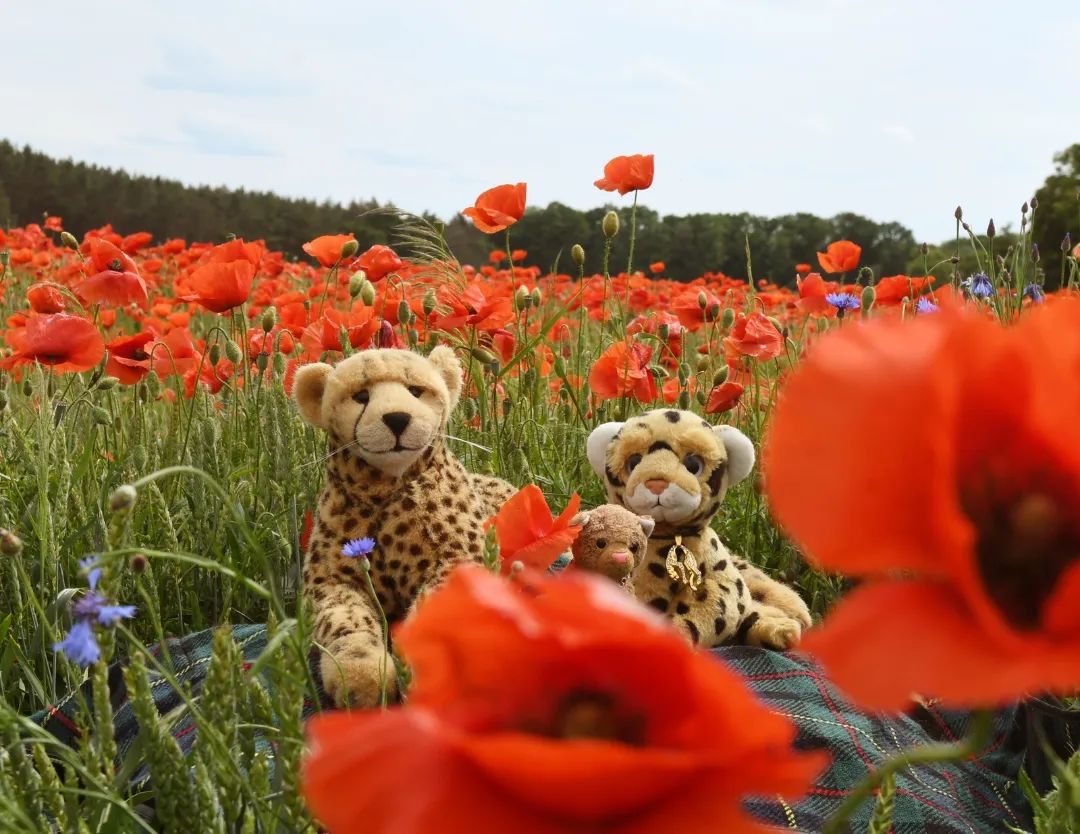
638 515 656 538
427 345 463 411
569 511 591 528
586 422 625 480
293 362 333 428
713 425 755 486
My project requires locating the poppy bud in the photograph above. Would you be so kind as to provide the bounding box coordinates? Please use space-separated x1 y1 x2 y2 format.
97 376 119 391
377 320 394 348
1031 243 1040 263
1063 232 1072 253
339 325 354 356
530 287 542 308
0 391 7 412
678 362 691 384
261 307 277 332
707 302 721 321
1021 201 1029 215
0 529 23 556
22 380 32 397
255 352 269 372
720 308 735 328
208 344 221 365
225 340 243 364
713 366 729 386
340 239 359 260
697 292 708 309
571 244 585 267
766 316 784 335
696 355 710 373
962 222 972 233
422 289 437 316
472 347 497 365
678 391 690 409
397 300 411 323
109 484 138 512
949 256 960 264
360 280 376 307
553 355 567 378
130 553 148 574
348 274 365 298
695 389 706 407
860 285 876 314
1030 195 1038 210
986 219 996 239
954 206 963 220
272 352 286 375
514 285 530 311
460 398 477 420
657 323 669 342
602 210 620 239
92 407 112 426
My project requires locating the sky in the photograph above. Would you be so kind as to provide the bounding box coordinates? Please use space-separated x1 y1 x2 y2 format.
3 0 1076 242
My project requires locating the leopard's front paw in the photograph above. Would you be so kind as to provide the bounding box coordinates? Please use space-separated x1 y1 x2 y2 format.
320 646 398 709
747 611 804 652
759 584 813 630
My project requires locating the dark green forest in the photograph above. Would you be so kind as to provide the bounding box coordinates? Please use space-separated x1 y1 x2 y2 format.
1 139 1076 286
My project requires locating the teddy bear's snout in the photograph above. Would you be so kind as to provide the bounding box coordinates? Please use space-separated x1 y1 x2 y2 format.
610 550 631 565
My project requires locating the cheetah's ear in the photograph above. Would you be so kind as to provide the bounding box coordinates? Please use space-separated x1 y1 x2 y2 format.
713 425 755 486
569 511 591 528
586 422 625 480
638 515 656 538
427 345 463 411
293 362 333 428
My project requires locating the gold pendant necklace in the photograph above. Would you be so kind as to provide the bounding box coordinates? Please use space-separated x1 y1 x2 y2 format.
664 535 703 591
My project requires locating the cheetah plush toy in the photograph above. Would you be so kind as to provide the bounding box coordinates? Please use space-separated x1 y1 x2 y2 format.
293 347 516 707
587 409 811 649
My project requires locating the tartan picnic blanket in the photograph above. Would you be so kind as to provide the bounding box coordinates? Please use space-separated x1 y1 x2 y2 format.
33 624 1035 833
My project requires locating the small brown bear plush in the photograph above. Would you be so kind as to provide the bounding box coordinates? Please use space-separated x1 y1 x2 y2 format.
568 504 655 593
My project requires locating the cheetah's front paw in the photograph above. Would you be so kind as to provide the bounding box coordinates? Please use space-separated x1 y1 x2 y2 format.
746 611 804 652
320 648 398 709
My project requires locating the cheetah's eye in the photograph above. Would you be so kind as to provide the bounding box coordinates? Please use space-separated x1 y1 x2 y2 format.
407 385 425 398
626 454 642 474
683 454 704 476
595 538 607 549
353 389 370 406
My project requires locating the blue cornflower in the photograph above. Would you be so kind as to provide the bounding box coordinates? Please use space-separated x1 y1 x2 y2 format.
825 292 860 312
916 298 939 314
965 273 993 299
342 537 376 558
54 558 136 667
1023 284 1045 304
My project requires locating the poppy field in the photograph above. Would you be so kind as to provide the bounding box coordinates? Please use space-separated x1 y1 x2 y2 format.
0 152 1079 833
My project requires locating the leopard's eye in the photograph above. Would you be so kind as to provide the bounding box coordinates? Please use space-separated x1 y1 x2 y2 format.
626 453 642 474
353 389 370 405
683 454 704 476
595 538 608 550
407 385 424 398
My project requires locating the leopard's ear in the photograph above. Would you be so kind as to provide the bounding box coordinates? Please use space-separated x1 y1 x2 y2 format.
293 362 333 428
427 345 462 411
713 425 755 486
586 422 625 480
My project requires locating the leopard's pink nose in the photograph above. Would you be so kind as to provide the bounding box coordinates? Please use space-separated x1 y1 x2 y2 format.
644 479 669 495
610 550 630 564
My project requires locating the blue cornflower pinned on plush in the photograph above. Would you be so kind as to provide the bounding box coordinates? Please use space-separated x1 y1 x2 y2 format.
54 557 136 667
825 292 860 318
916 298 939 314
342 537 376 564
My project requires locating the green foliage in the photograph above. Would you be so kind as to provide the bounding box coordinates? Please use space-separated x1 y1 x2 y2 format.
1032 144 1080 290
1012 749 1080 834
868 772 896 834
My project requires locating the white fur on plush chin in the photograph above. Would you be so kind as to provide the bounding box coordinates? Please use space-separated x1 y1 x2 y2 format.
355 447 424 478
625 483 700 523
352 425 438 477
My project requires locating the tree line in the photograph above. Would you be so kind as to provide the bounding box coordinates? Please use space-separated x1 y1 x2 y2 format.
2 139 1075 287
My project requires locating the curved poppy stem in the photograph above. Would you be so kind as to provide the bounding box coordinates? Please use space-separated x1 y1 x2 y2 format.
823 709 994 834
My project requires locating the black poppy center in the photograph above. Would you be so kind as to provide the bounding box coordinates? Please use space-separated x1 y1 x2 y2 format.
971 492 1078 630
538 690 646 746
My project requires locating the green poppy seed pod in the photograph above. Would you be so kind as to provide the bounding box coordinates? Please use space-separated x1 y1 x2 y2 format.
954 206 963 220
697 292 708 310
712 366 729 386
360 280 376 306
677 362 691 384
472 346 497 365
92 406 112 426
860 284 876 313
224 340 243 364
720 307 735 328
553 355 567 378
60 231 80 250
986 218 996 239
1062 232 1072 253
657 323 669 342
678 391 690 410
602 210 620 239
97 376 120 390
571 244 585 267
109 484 138 512
208 343 221 365
261 307 277 332
340 238 359 259
272 351 286 375
514 285 530 310
0 529 23 556
397 299 410 323
422 289 437 316
530 287 542 307
255 352 269 372
21 379 32 397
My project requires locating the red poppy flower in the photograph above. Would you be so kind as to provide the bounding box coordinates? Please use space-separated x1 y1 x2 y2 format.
303 566 824 834
510 249 527 263
121 231 153 254
489 250 507 265
487 485 581 573
796 272 839 316
86 238 138 276
355 244 403 282
589 340 657 402
723 313 783 362
649 261 665 274
462 183 527 234
795 263 812 274
27 284 66 314
105 331 154 384
594 154 655 195
873 275 936 306
705 380 745 414
76 268 149 309
43 216 63 232
1 313 105 373
146 328 200 377
303 234 356 268
816 240 861 274
765 300 1080 709
182 261 255 313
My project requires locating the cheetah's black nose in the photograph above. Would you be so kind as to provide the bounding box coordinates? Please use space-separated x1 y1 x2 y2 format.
382 411 412 436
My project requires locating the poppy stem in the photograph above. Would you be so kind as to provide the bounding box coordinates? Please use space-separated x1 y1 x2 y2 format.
823 709 994 834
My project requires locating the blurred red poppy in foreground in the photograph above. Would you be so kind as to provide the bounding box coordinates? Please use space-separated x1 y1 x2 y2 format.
815 240 861 274
765 299 1080 709
303 566 824 834
2 313 105 373
462 183 527 234
594 154 654 195
487 485 581 573
589 340 657 402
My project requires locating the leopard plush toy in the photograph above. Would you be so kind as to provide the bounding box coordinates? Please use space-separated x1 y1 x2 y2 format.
293 347 516 707
587 409 811 649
